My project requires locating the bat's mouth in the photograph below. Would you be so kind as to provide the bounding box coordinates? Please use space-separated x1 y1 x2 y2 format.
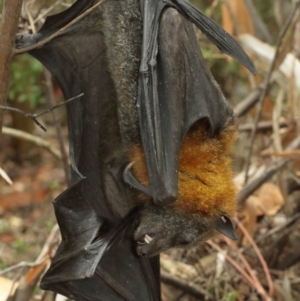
135 233 159 257
137 234 154 245
136 234 159 257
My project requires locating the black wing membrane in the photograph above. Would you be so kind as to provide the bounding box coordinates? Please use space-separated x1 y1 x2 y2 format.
124 0 255 205
173 0 256 74
16 1 160 301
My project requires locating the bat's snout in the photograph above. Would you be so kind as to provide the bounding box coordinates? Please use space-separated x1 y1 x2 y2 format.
135 232 161 257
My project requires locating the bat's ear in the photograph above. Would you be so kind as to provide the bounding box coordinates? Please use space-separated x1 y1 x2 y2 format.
215 215 238 240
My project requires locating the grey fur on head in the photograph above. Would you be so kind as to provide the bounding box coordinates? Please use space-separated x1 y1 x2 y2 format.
133 206 216 257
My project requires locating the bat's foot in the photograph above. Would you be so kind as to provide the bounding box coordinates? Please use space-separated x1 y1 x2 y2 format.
15 33 41 49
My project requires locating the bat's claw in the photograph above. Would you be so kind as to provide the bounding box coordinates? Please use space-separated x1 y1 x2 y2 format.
123 163 152 197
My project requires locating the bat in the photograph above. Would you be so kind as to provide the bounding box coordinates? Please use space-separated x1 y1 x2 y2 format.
15 0 255 300
123 0 255 257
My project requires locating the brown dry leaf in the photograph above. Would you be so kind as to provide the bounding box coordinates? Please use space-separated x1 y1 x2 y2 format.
255 183 285 216
238 183 285 245
0 232 15 244
222 0 254 36
0 188 49 210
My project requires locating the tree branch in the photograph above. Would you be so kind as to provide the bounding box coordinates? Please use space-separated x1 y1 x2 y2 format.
161 271 214 301
0 93 83 132
0 0 23 142
2 126 62 159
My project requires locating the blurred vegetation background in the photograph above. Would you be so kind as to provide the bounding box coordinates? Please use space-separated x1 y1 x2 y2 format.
1 0 300 301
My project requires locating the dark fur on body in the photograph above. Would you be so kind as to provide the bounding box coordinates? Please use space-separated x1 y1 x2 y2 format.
102 0 142 143
74 0 143 217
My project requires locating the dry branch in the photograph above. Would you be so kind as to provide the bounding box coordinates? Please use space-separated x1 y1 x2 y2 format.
0 0 23 140
2 127 61 159
0 93 83 131
161 271 214 300
234 83 264 117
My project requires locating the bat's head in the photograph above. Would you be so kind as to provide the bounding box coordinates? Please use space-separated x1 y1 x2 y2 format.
133 206 237 257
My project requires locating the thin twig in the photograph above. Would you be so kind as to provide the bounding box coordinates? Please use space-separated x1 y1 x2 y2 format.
206 240 257 290
0 166 13 184
224 238 271 301
222 0 239 35
254 212 300 244
35 224 60 262
238 120 291 132
33 93 84 118
0 258 49 276
44 69 70 185
33 0 61 24
15 0 108 54
2 126 62 159
161 271 214 301
244 1 300 183
272 89 284 153
234 83 265 117
0 93 83 131
0 224 60 277
207 0 220 18
234 218 274 297
5 264 25 301
25 1 37 34
238 133 300 204
7 225 60 301
261 150 300 158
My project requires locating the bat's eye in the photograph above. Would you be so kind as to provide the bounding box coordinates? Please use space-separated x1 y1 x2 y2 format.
137 234 154 245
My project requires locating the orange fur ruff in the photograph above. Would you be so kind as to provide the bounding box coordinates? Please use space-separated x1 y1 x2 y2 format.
129 121 237 218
